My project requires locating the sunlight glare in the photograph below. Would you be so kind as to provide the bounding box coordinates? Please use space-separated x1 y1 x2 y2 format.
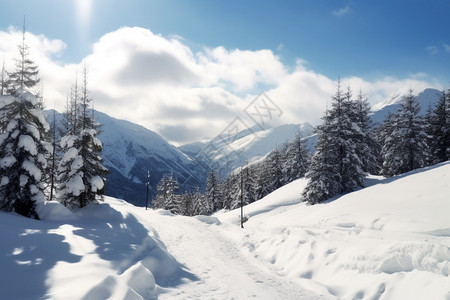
76 0 92 25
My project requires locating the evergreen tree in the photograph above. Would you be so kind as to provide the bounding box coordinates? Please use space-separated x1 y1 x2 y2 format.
151 175 168 209
206 169 220 211
163 174 180 214
7 21 40 94
192 186 211 215
57 69 108 208
0 58 9 96
267 149 283 192
282 134 310 183
302 115 340 204
0 89 51 218
353 90 380 174
427 90 450 164
380 89 429 176
303 82 365 204
378 111 397 176
179 191 194 216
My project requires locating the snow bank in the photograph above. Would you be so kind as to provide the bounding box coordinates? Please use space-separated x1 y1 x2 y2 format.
0 198 187 300
219 162 450 300
36 201 79 221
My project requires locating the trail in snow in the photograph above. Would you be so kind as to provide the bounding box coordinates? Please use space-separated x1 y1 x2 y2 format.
130 208 331 300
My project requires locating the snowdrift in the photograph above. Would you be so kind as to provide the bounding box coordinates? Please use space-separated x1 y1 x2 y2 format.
219 162 450 299
0 199 193 300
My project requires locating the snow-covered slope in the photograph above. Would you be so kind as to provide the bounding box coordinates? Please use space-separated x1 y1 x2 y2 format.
370 88 442 124
1 162 448 299
193 122 315 176
45 110 206 206
219 161 450 299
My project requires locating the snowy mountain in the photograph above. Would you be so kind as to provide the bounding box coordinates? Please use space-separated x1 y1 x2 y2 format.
190 122 315 177
45 110 206 206
370 88 442 124
1 161 448 299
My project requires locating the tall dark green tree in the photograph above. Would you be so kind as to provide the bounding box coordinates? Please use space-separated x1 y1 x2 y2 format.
380 89 429 177
303 82 365 204
302 115 340 204
426 90 450 164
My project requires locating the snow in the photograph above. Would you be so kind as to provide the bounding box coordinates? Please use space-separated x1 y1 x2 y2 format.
0 155 17 168
371 88 442 124
90 175 104 192
22 159 42 181
18 135 38 155
196 122 315 176
1 162 449 299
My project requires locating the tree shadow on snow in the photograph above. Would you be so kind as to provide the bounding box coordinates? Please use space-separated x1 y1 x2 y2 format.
0 212 82 300
73 203 198 289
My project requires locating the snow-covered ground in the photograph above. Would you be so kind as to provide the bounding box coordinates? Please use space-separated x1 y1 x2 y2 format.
1 162 449 299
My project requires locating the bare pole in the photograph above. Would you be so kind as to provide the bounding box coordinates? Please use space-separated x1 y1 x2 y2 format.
240 167 244 228
145 170 150 210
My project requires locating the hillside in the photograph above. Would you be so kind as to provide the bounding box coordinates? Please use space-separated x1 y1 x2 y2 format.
44 110 206 206
194 122 315 176
370 88 442 124
1 162 448 299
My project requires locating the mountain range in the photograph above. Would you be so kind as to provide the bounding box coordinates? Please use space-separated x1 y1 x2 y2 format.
45 87 443 206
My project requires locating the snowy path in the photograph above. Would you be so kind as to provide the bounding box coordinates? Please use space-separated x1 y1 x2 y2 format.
137 210 330 300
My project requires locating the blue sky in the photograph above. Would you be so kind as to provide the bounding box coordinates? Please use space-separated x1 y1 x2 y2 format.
2 0 449 80
0 0 449 144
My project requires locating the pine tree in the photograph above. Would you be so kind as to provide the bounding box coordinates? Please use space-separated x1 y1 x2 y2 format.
162 174 180 214
7 20 40 94
380 89 429 176
267 149 283 192
378 111 397 177
0 89 51 218
151 175 168 209
303 82 365 204
427 90 450 164
353 90 380 174
192 186 211 215
57 69 108 208
302 115 340 204
206 169 219 211
0 58 9 96
179 191 194 216
282 134 310 183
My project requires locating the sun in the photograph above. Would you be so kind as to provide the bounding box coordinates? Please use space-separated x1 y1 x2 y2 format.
76 0 93 25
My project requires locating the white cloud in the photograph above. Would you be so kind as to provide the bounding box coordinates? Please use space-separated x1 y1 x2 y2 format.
426 46 439 55
0 27 444 145
444 43 450 53
332 6 352 17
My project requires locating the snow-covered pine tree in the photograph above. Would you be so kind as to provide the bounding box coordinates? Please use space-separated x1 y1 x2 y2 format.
242 164 257 204
0 58 9 96
57 68 108 208
0 89 51 218
267 149 283 193
427 90 450 164
282 134 310 183
179 190 194 216
352 90 380 174
162 174 181 214
192 186 211 215
380 89 429 176
206 169 220 211
303 82 365 204
151 175 168 209
7 21 40 94
302 113 340 204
